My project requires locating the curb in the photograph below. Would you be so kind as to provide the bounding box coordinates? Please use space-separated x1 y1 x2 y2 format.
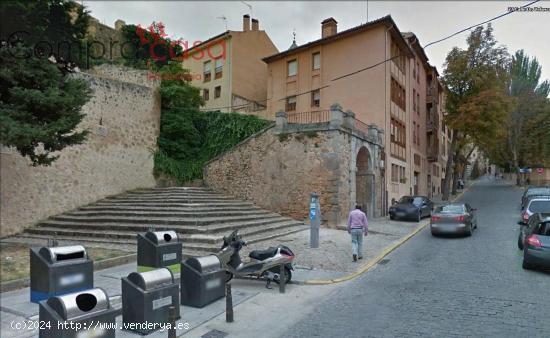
303 184 472 285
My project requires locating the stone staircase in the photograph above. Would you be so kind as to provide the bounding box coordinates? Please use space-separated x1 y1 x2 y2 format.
9 187 307 256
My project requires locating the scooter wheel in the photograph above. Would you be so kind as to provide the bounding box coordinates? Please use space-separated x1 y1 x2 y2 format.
269 266 292 284
225 271 234 283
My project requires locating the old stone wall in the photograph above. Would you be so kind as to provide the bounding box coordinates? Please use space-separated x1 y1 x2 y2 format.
204 127 351 226
0 67 161 237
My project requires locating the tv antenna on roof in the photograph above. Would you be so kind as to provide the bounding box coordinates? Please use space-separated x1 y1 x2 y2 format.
217 15 228 31
241 1 252 16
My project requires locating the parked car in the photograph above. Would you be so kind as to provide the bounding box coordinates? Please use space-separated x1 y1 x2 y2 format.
519 196 550 224
430 203 477 236
388 196 433 221
522 213 550 270
521 186 550 209
518 213 550 250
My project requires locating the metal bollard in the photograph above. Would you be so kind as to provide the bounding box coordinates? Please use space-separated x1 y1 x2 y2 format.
225 283 234 323
168 306 176 338
279 264 286 294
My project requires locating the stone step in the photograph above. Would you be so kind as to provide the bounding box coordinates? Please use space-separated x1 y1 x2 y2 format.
77 205 263 213
19 185 306 258
104 196 237 202
27 227 139 240
121 191 224 197
65 209 271 218
91 201 255 208
29 219 302 242
35 217 296 235
47 213 282 226
16 232 134 245
181 225 308 254
182 220 304 244
133 187 212 193
24 223 306 257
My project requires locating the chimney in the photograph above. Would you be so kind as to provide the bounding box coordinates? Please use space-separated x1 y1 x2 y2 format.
243 14 250 31
114 19 126 30
251 18 259 31
321 17 338 38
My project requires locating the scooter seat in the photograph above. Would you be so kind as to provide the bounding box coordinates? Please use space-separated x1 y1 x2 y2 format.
249 247 278 261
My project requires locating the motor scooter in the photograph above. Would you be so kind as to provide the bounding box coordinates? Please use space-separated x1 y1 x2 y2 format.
216 230 294 288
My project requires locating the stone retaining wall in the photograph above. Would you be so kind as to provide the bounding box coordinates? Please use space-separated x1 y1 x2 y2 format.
0 67 161 237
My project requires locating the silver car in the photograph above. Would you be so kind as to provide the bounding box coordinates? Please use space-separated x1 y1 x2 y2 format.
430 203 477 236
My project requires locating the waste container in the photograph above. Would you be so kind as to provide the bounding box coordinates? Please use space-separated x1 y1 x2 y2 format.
137 230 182 274
122 268 180 334
38 288 116 338
180 255 225 308
30 245 93 303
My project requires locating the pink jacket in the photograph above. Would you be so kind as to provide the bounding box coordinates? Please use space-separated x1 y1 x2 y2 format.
347 209 368 234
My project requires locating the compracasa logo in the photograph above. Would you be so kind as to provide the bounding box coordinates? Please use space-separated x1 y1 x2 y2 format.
135 22 226 62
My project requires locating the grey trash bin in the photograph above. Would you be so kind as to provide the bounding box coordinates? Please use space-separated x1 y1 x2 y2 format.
30 245 93 303
122 268 180 334
39 288 116 338
180 255 225 308
137 230 182 274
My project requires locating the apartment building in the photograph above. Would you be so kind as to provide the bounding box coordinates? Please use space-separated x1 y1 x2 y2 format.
182 15 278 113
262 15 453 209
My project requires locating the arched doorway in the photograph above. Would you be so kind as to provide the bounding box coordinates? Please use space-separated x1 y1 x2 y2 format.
356 146 374 217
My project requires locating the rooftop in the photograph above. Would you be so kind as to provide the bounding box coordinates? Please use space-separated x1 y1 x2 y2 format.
263 15 414 63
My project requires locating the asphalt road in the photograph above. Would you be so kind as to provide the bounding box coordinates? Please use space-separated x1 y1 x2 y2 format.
283 177 550 338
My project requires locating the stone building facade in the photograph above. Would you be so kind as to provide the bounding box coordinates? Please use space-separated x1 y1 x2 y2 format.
0 65 161 237
204 104 384 226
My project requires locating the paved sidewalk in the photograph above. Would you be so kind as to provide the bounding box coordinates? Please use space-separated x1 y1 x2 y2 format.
0 216 428 337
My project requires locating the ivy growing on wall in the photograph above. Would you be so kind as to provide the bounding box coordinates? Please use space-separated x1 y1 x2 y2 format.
153 62 270 183
120 24 270 183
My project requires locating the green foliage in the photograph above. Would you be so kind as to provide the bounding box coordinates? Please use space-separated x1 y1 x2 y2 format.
120 22 183 70
443 25 513 153
0 1 92 166
155 110 271 183
152 62 270 183
503 50 550 168
0 0 91 68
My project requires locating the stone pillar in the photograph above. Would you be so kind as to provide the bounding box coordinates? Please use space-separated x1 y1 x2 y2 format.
343 109 355 130
377 128 385 146
367 124 378 141
275 110 287 133
330 103 343 128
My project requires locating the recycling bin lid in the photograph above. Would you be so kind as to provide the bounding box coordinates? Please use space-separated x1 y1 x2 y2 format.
185 255 221 273
38 245 87 264
144 230 178 244
127 268 174 290
46 288 110 320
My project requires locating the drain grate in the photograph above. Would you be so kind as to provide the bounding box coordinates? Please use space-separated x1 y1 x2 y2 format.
378 259 391 265
202 329 228 338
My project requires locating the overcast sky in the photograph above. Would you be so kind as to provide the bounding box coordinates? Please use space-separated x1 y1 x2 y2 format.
84 1 550 82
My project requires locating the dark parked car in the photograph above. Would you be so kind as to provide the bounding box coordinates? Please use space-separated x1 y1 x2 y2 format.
519 196 550 224
389 196 433 221
518 213 550 250
522 213 550 270
430 203 477 236
521 186 550 209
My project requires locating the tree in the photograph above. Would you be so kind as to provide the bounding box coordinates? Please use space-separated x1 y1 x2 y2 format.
0 1 92 165
506 50 550 176
441 25 514 199
121 22 184 70
0 0 90 68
